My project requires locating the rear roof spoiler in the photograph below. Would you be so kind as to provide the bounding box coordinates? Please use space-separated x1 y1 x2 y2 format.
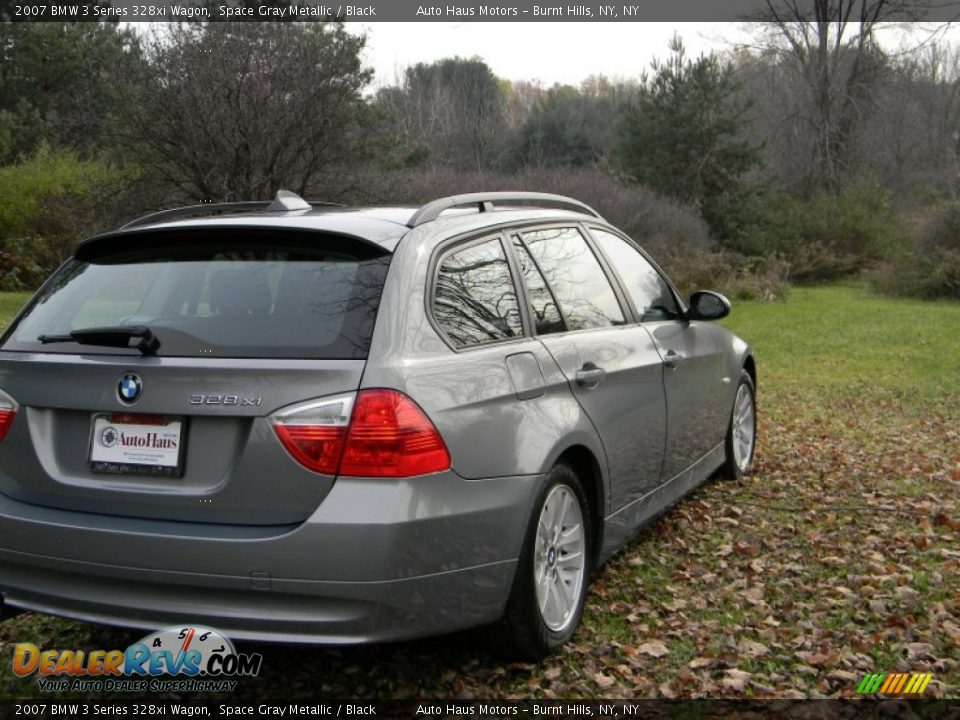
120 190 342 230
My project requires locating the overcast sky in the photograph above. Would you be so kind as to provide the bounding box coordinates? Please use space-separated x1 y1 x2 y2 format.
351 22 754 88
347 22 958 89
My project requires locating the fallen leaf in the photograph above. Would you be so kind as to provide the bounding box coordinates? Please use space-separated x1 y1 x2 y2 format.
742 586 766 606
738 638 770 658
658 682 677 698
721 668 752 692
637 640 669 658
904 642 935 661
895 586 921 605
591 672 615 689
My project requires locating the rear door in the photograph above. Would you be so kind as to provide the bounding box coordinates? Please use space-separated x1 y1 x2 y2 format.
587 226 730 481
511 226 667 512
0 227 391 525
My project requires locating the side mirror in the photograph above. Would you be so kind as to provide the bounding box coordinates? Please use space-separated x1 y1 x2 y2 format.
688 291 731 321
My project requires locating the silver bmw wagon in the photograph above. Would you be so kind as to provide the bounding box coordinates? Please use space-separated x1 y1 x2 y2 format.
0 191 755 659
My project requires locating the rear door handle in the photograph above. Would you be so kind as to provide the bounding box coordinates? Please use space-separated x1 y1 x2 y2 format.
575 363 607 388
663 350 682 369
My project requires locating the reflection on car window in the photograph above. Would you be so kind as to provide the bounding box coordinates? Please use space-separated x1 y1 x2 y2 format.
511 237 565 335
7 243 390 360
521 227 624 331
434 237 523 348
591 228 680 322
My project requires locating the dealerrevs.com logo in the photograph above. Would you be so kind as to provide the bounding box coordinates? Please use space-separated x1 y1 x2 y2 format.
13 626 261 693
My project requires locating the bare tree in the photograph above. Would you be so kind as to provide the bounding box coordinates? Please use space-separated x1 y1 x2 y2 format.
853 41 960 192
117 22 371 202
753 0 933 189
375 57 509 171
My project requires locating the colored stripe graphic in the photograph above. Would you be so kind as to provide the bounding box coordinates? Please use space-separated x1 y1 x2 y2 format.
858 672 933 695
857 673 885 693
892 673 909 693
904 673 933 694
880 674 900 693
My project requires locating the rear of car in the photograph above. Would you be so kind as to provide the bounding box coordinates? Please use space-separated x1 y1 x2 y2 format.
0 219 535 642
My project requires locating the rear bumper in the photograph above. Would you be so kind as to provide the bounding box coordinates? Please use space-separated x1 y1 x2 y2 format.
0 471 542 643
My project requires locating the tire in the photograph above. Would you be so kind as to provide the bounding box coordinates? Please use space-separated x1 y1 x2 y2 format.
720 370 756 480
490 463 592 661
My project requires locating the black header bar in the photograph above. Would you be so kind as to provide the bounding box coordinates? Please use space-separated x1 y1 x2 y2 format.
5 0 958 22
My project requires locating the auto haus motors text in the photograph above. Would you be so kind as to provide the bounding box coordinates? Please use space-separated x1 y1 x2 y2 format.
416 5 520 15
12 637 262 693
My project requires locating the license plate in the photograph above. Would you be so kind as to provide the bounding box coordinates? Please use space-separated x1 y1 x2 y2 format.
88 413 186 477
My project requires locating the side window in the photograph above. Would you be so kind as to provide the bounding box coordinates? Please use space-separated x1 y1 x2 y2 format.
433 237 523 349
511 237 565 335
590 228 680 322
521 227 625 331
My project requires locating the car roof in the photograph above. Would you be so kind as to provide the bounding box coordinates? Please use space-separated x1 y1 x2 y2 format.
79 192 607 255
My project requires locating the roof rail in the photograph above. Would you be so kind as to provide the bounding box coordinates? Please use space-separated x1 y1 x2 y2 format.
120 190 341 230
407 192 603 228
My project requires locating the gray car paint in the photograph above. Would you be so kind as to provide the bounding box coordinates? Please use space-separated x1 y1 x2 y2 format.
537 326 667 508
0 204 752 642
0 355 366 524
647 321 734 481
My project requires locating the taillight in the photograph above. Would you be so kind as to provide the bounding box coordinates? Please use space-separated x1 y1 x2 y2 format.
0 389 19 442
269 389 450 478
340 389 451 478
270 394 353 475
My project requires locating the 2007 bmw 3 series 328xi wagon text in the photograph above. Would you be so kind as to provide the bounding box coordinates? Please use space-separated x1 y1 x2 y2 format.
0 191 756 659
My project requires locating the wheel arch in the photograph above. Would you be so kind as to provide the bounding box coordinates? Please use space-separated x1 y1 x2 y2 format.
553 444 605 568
743 353 757 390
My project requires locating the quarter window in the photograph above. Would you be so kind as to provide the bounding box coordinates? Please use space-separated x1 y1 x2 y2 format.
591 228 680 322
434 237 523 348
521 227 624 331
511 237 565 335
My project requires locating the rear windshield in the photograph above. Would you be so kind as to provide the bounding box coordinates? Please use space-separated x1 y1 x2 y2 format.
2 231 392 360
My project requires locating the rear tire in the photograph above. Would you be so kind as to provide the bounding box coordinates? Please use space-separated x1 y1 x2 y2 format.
490 463 591 661
720 370 756 480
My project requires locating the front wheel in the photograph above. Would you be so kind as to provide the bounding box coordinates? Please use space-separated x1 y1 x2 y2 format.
720 370 756 480
491 463 591 660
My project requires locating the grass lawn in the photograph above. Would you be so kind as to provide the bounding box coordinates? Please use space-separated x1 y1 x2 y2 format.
0 294 30 332
0 284 957 699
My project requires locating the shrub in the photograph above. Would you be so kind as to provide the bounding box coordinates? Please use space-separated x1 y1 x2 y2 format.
732 179 905 283
664 251 790 303
0 145 132 289
916 201 960 255
871 202 960 300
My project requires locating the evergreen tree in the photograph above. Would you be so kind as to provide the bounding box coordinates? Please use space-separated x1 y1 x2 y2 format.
0 21 141 163
618 36 762 242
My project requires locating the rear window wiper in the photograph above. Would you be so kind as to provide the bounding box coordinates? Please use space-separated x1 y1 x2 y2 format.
37 326 161 355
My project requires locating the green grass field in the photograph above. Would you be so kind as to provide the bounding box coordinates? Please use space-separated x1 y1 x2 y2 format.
722 283 960 401
0 284 957 700
0 294 30 332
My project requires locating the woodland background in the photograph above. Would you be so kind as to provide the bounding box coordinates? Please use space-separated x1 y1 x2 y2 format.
2 7 960 301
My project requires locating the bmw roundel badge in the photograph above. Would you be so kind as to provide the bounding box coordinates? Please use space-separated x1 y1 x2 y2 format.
118 373 142 404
